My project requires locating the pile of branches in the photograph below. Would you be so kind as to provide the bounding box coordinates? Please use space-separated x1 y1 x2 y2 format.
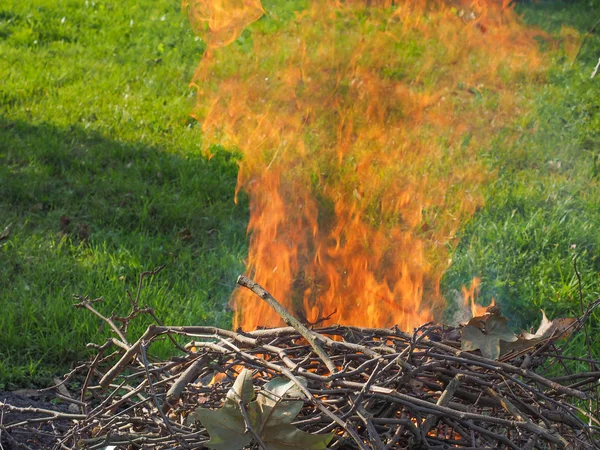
1 272 600 450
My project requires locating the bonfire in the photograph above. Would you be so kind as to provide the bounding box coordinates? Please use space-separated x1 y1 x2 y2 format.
1 270 599 449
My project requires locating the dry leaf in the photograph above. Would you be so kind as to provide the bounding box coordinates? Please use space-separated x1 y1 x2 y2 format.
461 314 517 360
501 310 577 355
189 370 332 450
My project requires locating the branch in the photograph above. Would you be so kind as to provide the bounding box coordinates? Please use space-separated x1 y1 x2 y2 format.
236 275 338 374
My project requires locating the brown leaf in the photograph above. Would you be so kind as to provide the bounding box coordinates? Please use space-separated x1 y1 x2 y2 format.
461 314 517 360
546 317 577 338
501 311 577 355
78 224 90 241
177 228 193 241
59 215 71 232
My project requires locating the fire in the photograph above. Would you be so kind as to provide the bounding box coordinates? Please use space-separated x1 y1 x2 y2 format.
185 0 548 330
461 277 495 318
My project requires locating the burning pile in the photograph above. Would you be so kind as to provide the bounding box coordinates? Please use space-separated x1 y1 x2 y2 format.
1 275 598 449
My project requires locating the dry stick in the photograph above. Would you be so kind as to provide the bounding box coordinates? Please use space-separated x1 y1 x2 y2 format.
0 403 86 430
38 362 90 393
574 257 595 370
424 339 588 400
134 265 166 305
0 398 5 450
73 296 129 345
339 381 569 447
80 341 113 413
592 58 600 78
342 360 384 421
235 397 268 450
572 15 600 65
486 387 569 447
139 342 188 448
383 419 419 450
573 257 598 427
99 324 162 389
95 393 154 437
0 427 35 450
422 373 464 434
162 354 211 414
124 265 186 353
146 308 188 353
236 275 338 374
430 352 585 425
356 405 384 450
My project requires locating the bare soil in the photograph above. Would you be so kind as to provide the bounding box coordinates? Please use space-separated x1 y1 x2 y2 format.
0 390 71 449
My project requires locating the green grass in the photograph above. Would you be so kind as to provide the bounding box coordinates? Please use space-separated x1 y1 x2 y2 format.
442 2 600 343
1 0 599 388
0 0 248 388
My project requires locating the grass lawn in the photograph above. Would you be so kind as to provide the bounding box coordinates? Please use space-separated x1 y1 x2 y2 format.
0 0 249 388
442 2 600 345
1 0 599 388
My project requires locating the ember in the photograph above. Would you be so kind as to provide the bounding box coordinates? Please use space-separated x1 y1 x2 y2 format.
185 0 549 331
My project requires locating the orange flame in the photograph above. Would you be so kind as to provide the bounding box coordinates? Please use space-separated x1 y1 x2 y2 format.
186 0 549 331
461 277 495 318
184 0 263 48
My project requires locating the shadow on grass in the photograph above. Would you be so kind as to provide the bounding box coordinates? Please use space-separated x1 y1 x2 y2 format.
0 116 249 388
0 116 246 235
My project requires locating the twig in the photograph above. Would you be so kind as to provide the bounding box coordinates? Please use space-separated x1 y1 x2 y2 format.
487 387 568 447
574 257 596 371
235 397 268 450
425 339 588 399
139 342 183 445
0 403 86 429
162 354 211 413
236 275 338 374
356 405 384 450
73 295 128 345
422 373 464 434
573 16 600 64
592 58 600 78
99 324 162 388
0 398 5 450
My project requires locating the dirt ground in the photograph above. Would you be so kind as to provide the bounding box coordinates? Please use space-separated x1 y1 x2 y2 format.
0 390 72 449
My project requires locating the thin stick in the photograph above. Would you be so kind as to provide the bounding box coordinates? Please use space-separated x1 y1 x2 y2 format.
236 275 338 374
235 397 268 450
574 257 598 425
487 387 568 447
572 16 600 64
574 257 596 372
0 398 5 450
99 324 162 389
592 58 600 78
139 342 187 448
162 355 210 413
0 403 86 429
422 373 464 434
73 296 128 345
425 339 588 399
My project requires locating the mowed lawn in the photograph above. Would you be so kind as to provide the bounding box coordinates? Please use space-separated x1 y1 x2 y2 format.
1 0 599 388
0 0 249 388
442 2 600 350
